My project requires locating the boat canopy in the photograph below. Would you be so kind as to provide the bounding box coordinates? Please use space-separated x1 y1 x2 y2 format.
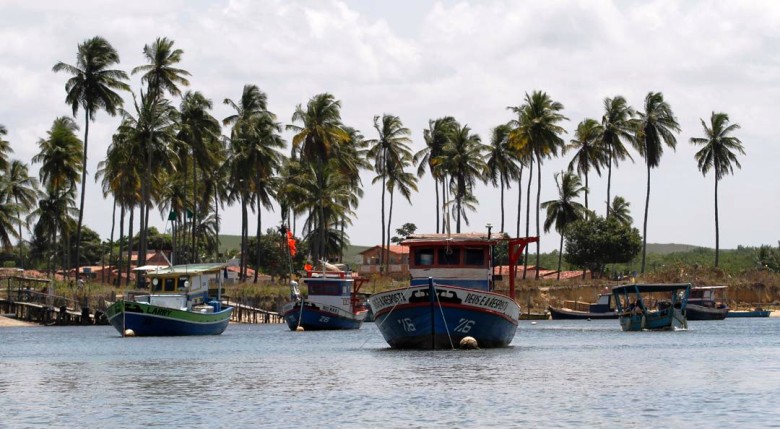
612 283 692 294
401 233 498 246
146 263 227 278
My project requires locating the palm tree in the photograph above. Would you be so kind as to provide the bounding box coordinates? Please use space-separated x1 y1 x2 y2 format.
178 91 221 262
434 123 487 233
508 91 568 278
601 96 635 217
224 84 273 278
367 114 414 271
690 112 745 267
0 124 14 171
132 37 190 268
565 118 605 213
414 117 458 233
487 123 522 233
287 93 351 260
609 196 633 226
288 93 350 164
635 91 681 273
541 171 586 280
3 160 41 265
0 186 20 251
131 37 191 100
53 36 129 279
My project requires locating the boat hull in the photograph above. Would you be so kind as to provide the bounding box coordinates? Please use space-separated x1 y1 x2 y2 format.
548 306 617 320
686 303 729 320
282 301 366 331
726 310 771 318
618 307 687 331
106 300 232 336
369 284 520 349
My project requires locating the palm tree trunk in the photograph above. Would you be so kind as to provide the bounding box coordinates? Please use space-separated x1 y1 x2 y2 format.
15 195 23 268
441 180 447 233
214 183 220 260
254 198 261 283
106 199 116 284
641 161 651 274
241 195 248 280
435 177 440 234
714 175 720 267
380 172 387 273
192 162 198 263
74 115 89 283
126 207 134 287
584 171 589 214
606 152 613 218
118 204 125 287
387 189 395 273
516 165 523 237
499 175 505 233
535 154 542 280
523 159 533 279
557 233 564 281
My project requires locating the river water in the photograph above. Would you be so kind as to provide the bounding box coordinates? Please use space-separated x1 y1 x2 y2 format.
1 318 778 428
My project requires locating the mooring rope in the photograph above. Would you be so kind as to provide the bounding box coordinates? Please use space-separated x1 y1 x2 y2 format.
433 282 455 350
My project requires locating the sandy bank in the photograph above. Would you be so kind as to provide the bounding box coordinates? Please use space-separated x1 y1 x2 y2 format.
0 315 37 327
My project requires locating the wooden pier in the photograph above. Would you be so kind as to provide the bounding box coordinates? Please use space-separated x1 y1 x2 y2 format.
225 300 284 324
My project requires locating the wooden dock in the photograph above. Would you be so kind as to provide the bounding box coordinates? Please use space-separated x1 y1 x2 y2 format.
225 300 284 324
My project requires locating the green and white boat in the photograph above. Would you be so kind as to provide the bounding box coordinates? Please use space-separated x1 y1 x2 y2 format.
106 263 233 336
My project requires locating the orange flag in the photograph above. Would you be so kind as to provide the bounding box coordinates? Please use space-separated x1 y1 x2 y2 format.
286 230 297 256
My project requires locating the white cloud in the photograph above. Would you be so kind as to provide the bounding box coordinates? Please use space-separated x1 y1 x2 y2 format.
1 0 777 255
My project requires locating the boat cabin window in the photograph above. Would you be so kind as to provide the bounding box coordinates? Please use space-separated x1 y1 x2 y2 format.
163 277 176 292
307 281 343 296
414 248 435 266
464 247 486 266
437 247 461 265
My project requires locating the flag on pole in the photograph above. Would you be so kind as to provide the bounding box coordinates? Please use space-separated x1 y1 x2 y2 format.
286 230 297 256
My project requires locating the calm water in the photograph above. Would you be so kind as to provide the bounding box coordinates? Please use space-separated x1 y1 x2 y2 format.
1 319 779 428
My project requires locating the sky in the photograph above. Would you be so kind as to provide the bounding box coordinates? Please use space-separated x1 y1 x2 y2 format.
1 0 778 254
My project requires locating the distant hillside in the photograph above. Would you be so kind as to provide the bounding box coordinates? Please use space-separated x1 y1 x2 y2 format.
645 243 708 255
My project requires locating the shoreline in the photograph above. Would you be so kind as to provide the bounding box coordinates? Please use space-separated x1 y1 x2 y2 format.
0 315 38 327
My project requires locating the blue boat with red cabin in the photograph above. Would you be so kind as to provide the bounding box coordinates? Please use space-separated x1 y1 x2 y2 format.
282 263 368 331
368 232 537 349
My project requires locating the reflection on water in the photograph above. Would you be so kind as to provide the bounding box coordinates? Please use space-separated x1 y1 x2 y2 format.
0 319 778 428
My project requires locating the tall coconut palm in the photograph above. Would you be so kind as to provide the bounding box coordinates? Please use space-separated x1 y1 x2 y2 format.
609 196 633 226
690 112 745 267
366 114 413 271
287 93 350 260
565 118 605 213
224 84 272 278
178 91 221 262
414 116 458 233
0 124 13 171
32 117 83 198
434 124 487 233
3 160 41 265
601 96 636 218
635 91 680 273
131 37 191 100
132 37 190 268
0 186 21 251
487 123 522 233
53 36 129 279
541 171 586 280
508 91 568 278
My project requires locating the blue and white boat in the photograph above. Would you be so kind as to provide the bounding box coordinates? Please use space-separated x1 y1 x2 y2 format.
282 263 368 331
612 283 690 331
369 233 538 349
106 263 233 336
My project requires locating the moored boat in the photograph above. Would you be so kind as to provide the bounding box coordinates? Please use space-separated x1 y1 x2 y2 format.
282 263 368 331
548 293 618 320
369 232 537 349
105 263 233 336
686 285 729 320
612 283 690 331
726 308 771 318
